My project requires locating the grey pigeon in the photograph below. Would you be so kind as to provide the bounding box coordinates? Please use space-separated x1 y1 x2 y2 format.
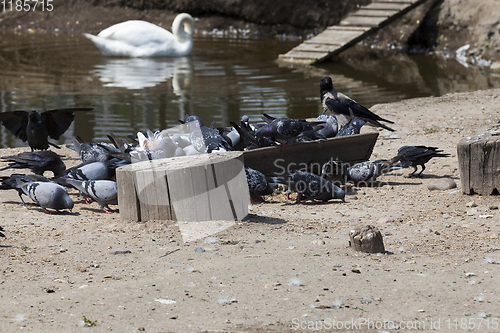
0 173 52 203
0 150 66 177
315 111 338 138
97 132 137 162
0 108 93 150
70 136 115 163
396 146 450 177
279 170 345 202
230 120 276 149
257 113 325 146
320 76 395 132
322 159 405 185
62 178 118 213
16 179 74 213
245 166 280 201
336 117 367 137
182 115 233 153
241 115 256 132
57 158 129 182
230 121 260 150
219 126 240 147
107 132 136 154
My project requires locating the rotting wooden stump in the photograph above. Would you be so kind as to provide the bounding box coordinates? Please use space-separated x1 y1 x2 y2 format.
116 152 249 224
458 124 500 195
349 225 385 253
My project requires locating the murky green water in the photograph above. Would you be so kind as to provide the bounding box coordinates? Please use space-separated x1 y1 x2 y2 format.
0 32 499 148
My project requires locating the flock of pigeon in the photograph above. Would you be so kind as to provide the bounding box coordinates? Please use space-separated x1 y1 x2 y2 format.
0 77 450 227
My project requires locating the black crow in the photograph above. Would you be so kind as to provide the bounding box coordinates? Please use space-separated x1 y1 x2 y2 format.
0 150 66 177
396 146 450 177
0 108 93 151
320 77 395 132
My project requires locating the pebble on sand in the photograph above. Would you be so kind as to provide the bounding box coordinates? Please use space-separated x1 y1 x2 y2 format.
349 225 385 253
427 178 457 191
107 249 131 255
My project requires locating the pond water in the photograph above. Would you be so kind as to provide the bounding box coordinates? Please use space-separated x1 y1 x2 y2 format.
0 32 499 148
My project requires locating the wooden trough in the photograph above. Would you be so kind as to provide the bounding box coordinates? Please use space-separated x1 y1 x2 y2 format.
116 132 378 225
243 132 379 175
458 124 500 195
116 151 248 223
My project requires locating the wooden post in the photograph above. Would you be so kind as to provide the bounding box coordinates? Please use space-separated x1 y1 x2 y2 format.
116 151 248 222
458 124 500 195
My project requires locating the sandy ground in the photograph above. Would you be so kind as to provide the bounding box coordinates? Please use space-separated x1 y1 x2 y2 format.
2 89 500 332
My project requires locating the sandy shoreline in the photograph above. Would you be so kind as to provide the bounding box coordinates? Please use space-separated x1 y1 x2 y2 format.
1 89 500 332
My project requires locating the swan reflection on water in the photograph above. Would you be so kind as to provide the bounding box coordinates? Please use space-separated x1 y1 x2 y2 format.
90 56 194 92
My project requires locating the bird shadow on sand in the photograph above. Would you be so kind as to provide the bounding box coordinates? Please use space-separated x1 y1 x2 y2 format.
3 201 79 215
243 213 287 225
282 200 344 206
79 206 119 214
407 174 460 180
377 181 423 187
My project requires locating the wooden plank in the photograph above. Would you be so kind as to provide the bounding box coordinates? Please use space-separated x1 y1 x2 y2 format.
303 36 356 45
169 164 211 222
204 163 235 221
294 44 341 53
277 0 429 64
302 39 343 47
318 29 367 37
457 138 471 194
277 53 321 64
311 30 366 41
359 2 409 10
327 26 373 32
116 164 140 221
340 16 387 27
469 140 485 195
243 132 378 175
352 9 400 17
483 139 496 195
135 167 171 221
280 50 326 59
374 0 417 3
212 154 248 221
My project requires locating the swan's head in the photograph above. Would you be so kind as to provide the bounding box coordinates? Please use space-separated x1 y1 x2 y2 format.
172 13 195 43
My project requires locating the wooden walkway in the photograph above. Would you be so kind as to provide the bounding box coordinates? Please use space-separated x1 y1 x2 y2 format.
278 0 429 65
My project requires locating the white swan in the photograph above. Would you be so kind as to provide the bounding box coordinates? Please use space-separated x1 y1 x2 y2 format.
84 13 194 57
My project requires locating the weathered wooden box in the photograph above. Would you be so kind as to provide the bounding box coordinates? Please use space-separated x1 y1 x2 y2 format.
116 151 248 223
458 124 500 195
243 132 379 175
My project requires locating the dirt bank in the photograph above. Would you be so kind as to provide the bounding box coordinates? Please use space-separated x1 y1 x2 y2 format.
1 89 500 332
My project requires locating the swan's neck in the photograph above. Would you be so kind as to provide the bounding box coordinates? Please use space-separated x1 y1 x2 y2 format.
172 13 194 43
